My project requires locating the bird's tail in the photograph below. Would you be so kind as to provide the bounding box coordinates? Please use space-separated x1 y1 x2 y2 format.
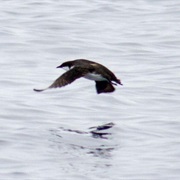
116 79 123 85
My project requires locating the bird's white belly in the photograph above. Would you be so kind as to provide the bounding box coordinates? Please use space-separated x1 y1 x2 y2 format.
84 73 106 81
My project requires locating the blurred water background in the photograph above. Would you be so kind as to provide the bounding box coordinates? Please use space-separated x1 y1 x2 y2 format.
0 0 180 179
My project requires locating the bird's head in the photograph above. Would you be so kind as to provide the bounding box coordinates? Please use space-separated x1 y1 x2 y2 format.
56 61 74 71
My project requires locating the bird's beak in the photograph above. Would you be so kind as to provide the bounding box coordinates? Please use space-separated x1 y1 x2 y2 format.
56 65 62 68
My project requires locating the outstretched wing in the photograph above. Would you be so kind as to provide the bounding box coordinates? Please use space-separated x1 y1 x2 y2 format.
34 67 89 92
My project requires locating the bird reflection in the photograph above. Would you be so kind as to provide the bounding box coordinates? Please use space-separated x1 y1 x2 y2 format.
50 122 116 160
88 146 114 159
89 122 115 139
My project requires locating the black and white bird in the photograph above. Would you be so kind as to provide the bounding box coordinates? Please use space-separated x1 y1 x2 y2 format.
34 59 122 94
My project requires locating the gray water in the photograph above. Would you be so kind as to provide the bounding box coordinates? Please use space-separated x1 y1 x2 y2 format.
1 0 180 179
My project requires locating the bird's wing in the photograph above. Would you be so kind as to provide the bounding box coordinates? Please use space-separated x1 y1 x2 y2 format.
34 67 89 92
95 81 115 94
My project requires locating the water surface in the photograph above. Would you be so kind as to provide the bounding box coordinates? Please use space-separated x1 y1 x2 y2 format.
1 0 180 179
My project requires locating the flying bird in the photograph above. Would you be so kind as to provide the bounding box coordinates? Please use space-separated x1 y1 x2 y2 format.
34 59 122 94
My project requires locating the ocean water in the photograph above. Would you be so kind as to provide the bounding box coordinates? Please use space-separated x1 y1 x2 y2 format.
1 0 180 179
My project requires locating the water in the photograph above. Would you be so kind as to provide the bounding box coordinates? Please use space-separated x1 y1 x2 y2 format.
1 0 180 179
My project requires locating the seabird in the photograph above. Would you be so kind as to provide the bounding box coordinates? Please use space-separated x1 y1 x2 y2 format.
34 59 122 94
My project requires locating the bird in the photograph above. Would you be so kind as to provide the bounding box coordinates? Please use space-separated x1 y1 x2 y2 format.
33 59 122 94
